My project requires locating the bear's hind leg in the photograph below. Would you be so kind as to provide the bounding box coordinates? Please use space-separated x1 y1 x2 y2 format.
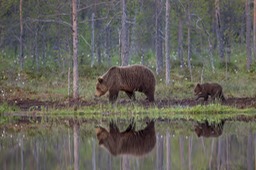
125 91 136 101
145 91 155 102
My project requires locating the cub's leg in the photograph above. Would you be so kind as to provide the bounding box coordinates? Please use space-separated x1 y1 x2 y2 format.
196 93 208 101
203 95 209 101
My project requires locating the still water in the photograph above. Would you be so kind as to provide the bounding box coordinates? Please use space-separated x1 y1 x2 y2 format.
0 119 255 170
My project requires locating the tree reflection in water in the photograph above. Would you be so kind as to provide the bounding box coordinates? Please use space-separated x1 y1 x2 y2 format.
1 119 256 169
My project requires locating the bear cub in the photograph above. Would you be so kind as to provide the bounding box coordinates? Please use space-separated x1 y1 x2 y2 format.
194 83 225 102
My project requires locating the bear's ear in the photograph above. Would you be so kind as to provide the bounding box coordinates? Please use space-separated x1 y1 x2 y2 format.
196 83 201 88
98 77 103 83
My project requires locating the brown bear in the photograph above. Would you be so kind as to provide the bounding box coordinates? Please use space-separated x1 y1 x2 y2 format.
95 64 156 103
194 83 226 102
95 119 156 156
195 120 225 138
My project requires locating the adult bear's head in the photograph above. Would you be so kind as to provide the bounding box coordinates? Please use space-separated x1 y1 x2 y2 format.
95 77 108 97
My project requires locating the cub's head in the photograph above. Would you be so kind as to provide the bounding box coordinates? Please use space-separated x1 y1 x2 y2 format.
95 77 108 97
194 83 202 95
95 126 109 145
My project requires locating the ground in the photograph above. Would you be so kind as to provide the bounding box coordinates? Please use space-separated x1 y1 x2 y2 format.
2 97 256 111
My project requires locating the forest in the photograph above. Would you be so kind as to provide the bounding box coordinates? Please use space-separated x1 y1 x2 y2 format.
0 0 256 112
1 1 256 169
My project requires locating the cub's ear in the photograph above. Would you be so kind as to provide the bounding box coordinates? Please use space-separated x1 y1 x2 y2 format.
98 77 103 83
196 83 201 87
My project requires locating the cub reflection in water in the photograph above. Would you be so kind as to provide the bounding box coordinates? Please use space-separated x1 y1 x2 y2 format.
195 120 225 138
95 119 156 156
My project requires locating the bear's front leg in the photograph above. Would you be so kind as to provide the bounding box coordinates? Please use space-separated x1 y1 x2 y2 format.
109 89 119 103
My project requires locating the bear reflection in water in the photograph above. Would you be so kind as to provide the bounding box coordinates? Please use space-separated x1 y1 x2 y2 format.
95 119 156 157
195 120 225 138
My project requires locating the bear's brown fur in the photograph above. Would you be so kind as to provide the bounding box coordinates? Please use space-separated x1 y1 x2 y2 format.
194 83 225 101
95 64 156 103
95 119 156 156
195 120 225 138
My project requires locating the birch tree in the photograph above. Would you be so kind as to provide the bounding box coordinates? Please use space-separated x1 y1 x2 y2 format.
91 13 95 67
187 0 193 81
178 16 184 68
165 0 171 85
215 0 225 62
166 132 171 170
19 0 24 69
254 0 256 61
72 0 79 99
155 0 164 75
121 0 129 66
73 123 80 170
246 0 252 70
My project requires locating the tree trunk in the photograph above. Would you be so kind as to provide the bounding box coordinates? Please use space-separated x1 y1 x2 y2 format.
72 0 79 100
73 123 80 170
247 130 253 170
254 0 256 60
91 13 95 67
156 133 164 170
187 0 193 81
106 26 111 66
130 8 138 58
166 132 171 170
188 137 193 170
206 30 215 73
97 40 102 65
246 0 252 70
20 135 24 170
121 0 129 66
19 0 24 69
122 156 130 170
179 137 185 170
178 16 184 68
215 0 225 62
165 0 171 85
155 0 164 75
34 25 39 72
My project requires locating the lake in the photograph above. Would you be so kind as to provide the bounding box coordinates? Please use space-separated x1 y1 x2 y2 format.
0 118 255 170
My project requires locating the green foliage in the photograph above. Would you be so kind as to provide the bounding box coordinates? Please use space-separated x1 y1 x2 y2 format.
0 102 19 125
79 65 109 78
217 62 239 73
0 102 19 114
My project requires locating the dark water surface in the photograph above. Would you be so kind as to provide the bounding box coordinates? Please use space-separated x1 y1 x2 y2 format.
0 119 255 170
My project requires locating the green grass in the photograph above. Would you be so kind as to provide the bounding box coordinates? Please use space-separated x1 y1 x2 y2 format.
5 103 251 124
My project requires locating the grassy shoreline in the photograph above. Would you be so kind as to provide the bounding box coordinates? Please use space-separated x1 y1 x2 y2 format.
1 103 256 125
